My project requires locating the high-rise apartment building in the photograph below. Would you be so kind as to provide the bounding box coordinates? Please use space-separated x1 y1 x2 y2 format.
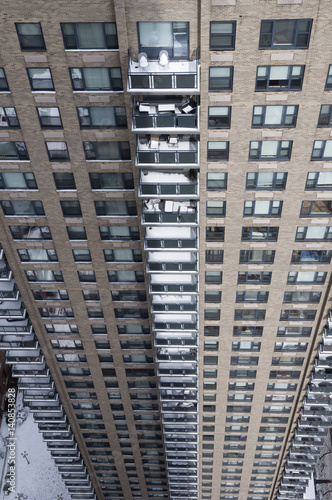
0 1 332 499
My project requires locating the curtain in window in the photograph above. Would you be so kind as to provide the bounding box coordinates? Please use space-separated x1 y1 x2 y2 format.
28 249 48 260
95 142 119 159
317 172 332 187
117 271 136 282
260 141 278 158
2 173 26 188
296 272 315 282
256 173 273 188
76 23 104 49
305 226 326 239
109 226 130 238
274 20 296 45
139 22 173 48
254 201 270 215
90 107 116 126
103 201 127 215
265 106 283 125
269 66 289 80
84 68 110 90
101 173 123 188
113 249 133 261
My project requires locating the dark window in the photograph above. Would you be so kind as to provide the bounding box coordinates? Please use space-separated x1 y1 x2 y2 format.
95 200 137 216
78 106 126 128
9 225 51 240
249 140 292 160
99 226 139 241
84 141 130 161
241 226 278 242
46 141 69 161
206 250 223 263
255 65 304 91
69 68 123 91
205 291 222 303
0 108 19 128
280 309 317 321
208 106 231 128
206 226 224 241
259 19 312 49
246 172 287 190
83 290 100 301
60 201 82 217
239 250 275 264
1 200 44 216
234 309 266 321
0 142 29 160
0 172 37 189
108 270 144 283
207 141 229 161
209 67 233 91
27 68 54 91
104 249 142 262
16 23 46 51
206 200 226 217
111 290 146 302
137 22 189 59
210 22 236 50
252 104 298 128
61 23 118 50
204 309 220 321
204 326 220 336
233 326 263 337
0 69 9 91
237 272 272 285
326 65 332 90
283 291 321 304
244 201 282 217
37 107 62 128
291 249 332 263
89 172 134 190
236 291 268 303
207 172 227 190
205 271 222 284
66 226 87 240
77 271 96 283
53 172 76 190
73 249 91 262
311 140 332 160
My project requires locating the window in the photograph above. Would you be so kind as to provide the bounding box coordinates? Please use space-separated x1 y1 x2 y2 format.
25 270 63 282
84 141 130 161
45 323 78 334
249 140 292 160
112 290 146 302
227 405 252 412
104 249 142 262
89 172 134 190
252 105 298 127
318 104 332 127
209 67 233 92
37 107 62 128
229 383 254 392
326 65 332 90
95 201 137 217
83 290 100 301
204 326 219 336
41 307 74 318
206 226 224 241
236 291 268 303
69 68 123 91
233 326 263 337
15 23 46 51
277 326 311 337
306 172 332 190
255 65 304 91
241 226 278 242
291 249 332 263
1 200 44 216
206 250 223 263
0 172 37 190
87 307 104 318
137 22 189 59
0 108 19 128
280 309 316 321
284 291 321 304
61 23 118 50
27 68 54 91
259 19 312 49
238 272 271 285
10 225 51 240
91 324 108 335
246 172 287 190
78 106 126 128
244 201 282 217
33 290 69 301
108 271 144 283
208 106 231 129
231 357 259 366
0 69 9 91
0 142 29 161
115 309 148 319
205 291 222 303
205 271 222 284
46 141 69 161
239 250 275 264
312 140 332 160
234 310 266 321
73 249 91 262
210 21 236 50
206 200 226 217
287 271 326 284
100 226 139 241
204 309 220 321
207 141 229 161
267 383 296 392
206 172 227 190
274 342 307 352
60 201 82 217
272 356 303 366
18 248 57 262
53 172 76 190
77 271 96 283
296 225 332 241
67 226 87 240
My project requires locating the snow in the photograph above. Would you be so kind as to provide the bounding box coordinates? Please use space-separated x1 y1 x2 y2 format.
141 170 194 183
147 251 194 263
0 400 70 500
146 226 195 238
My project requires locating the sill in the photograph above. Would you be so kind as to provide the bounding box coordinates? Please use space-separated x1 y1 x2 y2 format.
73 91 124 94
65 49 119 52
1 189 38 191
0 91 10 94
0 160 30 163
85 160 131 162
91 189 135 192
32 91 56 94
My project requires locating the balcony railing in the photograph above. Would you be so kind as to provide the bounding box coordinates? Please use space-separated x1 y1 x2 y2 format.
127 49 200 94
136 136 199 167
139 170 198 199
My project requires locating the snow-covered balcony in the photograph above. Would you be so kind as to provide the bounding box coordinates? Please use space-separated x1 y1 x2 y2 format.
319 335 332 353
12 365 49 377
167 452 197 462
47 441 77 451
142 198 198 225
0 279 19 299
153 313 197 331
296 426 327 437
164 423 197 434
155 331 197 346
139 170 198 199
151 295 197 313
149 274 198 294
159 376 197 389
23 390 58 402
56 461 85 471
288 453 316 464
39 422 70 433
136 135 199 168
0 260 12 281
312 366 332 381
43 431 73 442
34 413 66 424
5 347 42 363
167 460 197 470
293 435 324 446
29 400 62 412
315 355 332 368
132 98 199 134
146 251 198 273
157 362 197 376
0 319 33 335
127 49 200 94
0 298 26 318
283 468 311 478
305 393 332 406
157 346 197 362
145 226 198 251
308 381 332 393
0 333 37 349
18 377 53 390
160 388 197 401
302 404 332 416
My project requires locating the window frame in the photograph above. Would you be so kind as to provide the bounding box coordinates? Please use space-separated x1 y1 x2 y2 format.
60 200 82 217
0 172 37 190
249 140 292 160
246 172 287 190
9 225 51 241
0 69 9 92
27 68 54 92
84 141 130 161
0 141 29 161
37 107 63 128
295 225 332 241
210 21 236 51
287 271 326 285
206 200 226 217
89 172 134 190
243 200 282 217
237 272 272 285
325 65 332 91
241 226 278 242
208 106 231 129
61 22 118 51
311 140 332 160
1 200 44 216
252 104 298 128
45 141 70 161
239 250 275 264
15 23 46 51
207 172 227 190
259 19 312 50
255 65 304 91
0 107 20 128
206 226 225 241
137 22 189 59
69 67 123 92
77 106 127 128
291 249 332 264
95 200 137 217
209 67 234 92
